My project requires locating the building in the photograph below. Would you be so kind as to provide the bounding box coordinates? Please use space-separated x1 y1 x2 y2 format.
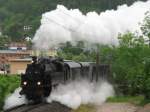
8 42 27 50
9 58 32 74
0 50 30 73
0 50 30 63
31 50 57 57
0 49 57 74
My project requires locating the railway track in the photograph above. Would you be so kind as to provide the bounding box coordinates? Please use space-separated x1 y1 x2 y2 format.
4 102 71 112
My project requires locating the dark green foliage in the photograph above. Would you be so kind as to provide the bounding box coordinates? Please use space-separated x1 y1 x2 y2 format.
58 41 97 62
0 75 20 111
0 35 11 49
141 11 150 47
109 33 150 98
0 0 147 40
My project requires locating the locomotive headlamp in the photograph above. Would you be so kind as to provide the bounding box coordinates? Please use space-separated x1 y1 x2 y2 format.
23 81 27 85
37 81 41 85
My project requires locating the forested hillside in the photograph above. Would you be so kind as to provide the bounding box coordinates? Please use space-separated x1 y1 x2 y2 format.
0 0 147 40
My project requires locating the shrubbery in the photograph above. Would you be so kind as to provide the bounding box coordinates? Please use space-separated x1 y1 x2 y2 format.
0 75 20 110
110 33 150 99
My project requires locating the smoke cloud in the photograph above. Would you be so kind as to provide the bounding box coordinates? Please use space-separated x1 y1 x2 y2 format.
3 88 27 110
3 81 114 110
47 80 114 109
33 0 150 49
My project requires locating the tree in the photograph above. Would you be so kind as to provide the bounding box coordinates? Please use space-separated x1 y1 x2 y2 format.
0 35 11 49
111 32 150 98
141 11 150 46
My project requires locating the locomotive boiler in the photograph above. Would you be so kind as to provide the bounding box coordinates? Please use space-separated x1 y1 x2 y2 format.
19 56 110 103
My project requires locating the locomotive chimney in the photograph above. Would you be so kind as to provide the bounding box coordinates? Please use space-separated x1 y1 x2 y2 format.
32 56 37 64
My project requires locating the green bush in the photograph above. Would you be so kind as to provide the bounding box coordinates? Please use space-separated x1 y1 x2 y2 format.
110 33 150 99
0 75 20 111
107 96 145 105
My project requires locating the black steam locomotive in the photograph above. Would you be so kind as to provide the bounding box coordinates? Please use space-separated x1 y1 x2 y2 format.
20 56 110 103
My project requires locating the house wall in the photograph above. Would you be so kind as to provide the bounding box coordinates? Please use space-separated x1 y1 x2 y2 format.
9 61 31 74
0 51 30 72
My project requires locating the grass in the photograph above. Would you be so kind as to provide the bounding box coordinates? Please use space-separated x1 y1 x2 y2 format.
72 104 96 112
72 96 150 112
106 96 147 106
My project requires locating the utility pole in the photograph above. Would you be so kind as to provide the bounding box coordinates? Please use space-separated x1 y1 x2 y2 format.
96 44 100 82
148 38 150 47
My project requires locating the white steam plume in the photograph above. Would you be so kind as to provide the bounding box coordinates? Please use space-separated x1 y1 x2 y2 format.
33 0 150 49
3 88 27 110
3 82 114 110
47 80 114 109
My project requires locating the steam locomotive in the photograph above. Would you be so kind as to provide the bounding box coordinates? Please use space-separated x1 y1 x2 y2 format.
19 56 110 103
